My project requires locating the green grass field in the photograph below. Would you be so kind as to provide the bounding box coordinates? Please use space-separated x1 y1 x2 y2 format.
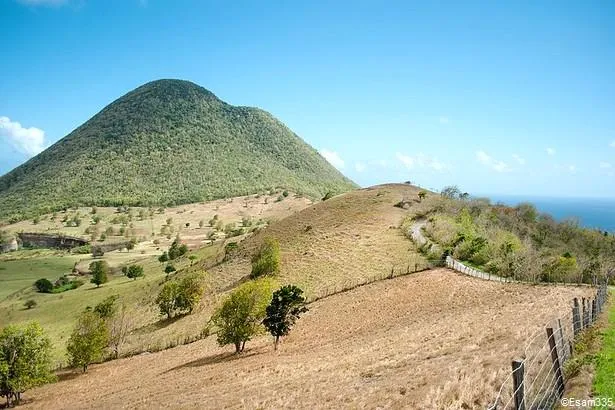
0 244 222 366
593 290 615 404
0 253 79 300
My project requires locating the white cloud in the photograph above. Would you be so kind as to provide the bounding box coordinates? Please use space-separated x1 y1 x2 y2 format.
599 161 612 169
17 0 69 5
438 116 449 124
354 162 366 172
511 154 526 165
475 150 510 173
319 149 345 170
546 147 556 156
395 152 449 172
0 116 47 156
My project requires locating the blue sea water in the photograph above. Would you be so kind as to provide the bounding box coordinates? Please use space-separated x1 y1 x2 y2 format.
486 195 615 233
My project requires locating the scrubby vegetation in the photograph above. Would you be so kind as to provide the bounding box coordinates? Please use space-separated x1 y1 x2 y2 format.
0 79 356 223
250 237 281 278
404 186 615 284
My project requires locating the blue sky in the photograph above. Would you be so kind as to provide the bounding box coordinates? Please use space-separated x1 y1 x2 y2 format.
1 0 614 198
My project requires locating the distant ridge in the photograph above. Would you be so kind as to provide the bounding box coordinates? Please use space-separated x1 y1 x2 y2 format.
0 79 357 221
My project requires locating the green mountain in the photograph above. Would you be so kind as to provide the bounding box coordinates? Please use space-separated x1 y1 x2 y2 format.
0 79 357 221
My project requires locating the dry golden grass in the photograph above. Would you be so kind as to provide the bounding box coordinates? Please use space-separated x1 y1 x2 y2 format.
24 269 594 410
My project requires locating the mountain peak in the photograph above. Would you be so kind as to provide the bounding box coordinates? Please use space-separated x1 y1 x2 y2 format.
0 80 356 221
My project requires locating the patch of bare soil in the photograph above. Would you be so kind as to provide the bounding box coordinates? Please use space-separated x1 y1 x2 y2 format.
26 269 593 410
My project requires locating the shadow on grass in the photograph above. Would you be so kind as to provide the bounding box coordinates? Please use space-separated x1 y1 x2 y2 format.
163 348 264 374
131 315 184 335
56 370 82 382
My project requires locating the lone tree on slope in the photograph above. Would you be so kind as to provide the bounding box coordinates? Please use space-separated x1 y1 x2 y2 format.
262 285 308 350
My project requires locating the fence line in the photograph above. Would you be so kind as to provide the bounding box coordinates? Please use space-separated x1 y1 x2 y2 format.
487 281 610 409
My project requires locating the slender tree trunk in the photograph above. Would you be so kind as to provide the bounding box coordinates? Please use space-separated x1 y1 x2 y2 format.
274 336 279 351
241 340 246 352
234 342 241 353
83 363 88 373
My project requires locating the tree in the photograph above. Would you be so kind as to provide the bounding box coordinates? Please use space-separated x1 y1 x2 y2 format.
158 251 169 263
89 260 109 287
125 241 135 252
168 238 188 260
24 300 37 310
440 185 461 199
175 273 204 314
93 295 119 319
418 191 427 201
263 285 308 350
156 282 180 319
67 311 109 373
212 279 276 353
126 264 144 280
0 322 55 406
164 264 176 274
107 303 132 359
155 274 203 318
34 278 53 293
251 238 281 278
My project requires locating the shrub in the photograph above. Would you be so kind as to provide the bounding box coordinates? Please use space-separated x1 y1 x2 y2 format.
72 244 92 254
0 322 55 406
282 190 289 197
164 264 176 274
93 295 119 319
251 238 281 278
89 260 109 287
125 264 144 280
67 311 109 373
322 192 334 201
158 251 169 263
212 278 276 353
92 246 105 258
263 285 308 350
24 299 37 309
34 278 53 293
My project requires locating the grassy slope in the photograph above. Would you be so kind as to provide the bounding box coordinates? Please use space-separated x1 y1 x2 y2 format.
0 184 426 365
593 290 615 401
0 254 77 300
0 79 356 222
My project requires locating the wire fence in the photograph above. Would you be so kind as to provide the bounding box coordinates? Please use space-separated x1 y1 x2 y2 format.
487 281 610 410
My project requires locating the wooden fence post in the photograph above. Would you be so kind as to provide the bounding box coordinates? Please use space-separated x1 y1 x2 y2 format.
557 319 569 362
512 359 525 410
582 298 587 329
546 327 565 398
572 298 581 336
591 299 597 323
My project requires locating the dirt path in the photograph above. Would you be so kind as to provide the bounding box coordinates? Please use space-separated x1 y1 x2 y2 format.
25 269 593 410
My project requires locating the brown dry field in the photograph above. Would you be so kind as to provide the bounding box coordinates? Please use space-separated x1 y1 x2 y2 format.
25 269 593 410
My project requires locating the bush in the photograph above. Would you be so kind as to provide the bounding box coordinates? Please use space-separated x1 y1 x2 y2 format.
92 246 105 257
251 238 281 278
168 238 188 260
34 278 53 293
0 322 55 406
93 295 119 319
164 264 176 274
126 264 144 280
72 244 92 254
212 278 276 353
67 311 109 373
24 299 37 309
158 251 169 263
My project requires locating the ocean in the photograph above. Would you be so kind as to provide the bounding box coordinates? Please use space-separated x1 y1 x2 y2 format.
486 195 615 233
